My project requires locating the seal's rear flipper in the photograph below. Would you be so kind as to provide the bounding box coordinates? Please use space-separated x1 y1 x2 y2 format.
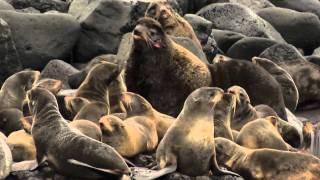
68 159 124 175
131 165 177 180
11 160 40 172
212 155 240 177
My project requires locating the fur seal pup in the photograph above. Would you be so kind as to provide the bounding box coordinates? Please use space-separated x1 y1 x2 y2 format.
0 70 40 111
35 78 63 95
6 129 36 162
64 96 90 118
139 87 239 179
0 108 23 136
213 92 236 141
145 1 202 48
236 117 293 151
73 101 109 123
27 87 130 179
120 92 174 140
99 114 158 158
0 132 12 179
215 137 320 180
126 17 212 117
69 120 102 141
252 57 299 111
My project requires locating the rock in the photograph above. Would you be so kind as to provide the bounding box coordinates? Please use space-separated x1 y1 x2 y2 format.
313 47 320 56
69 0 180 63
213 0 274 12
0 18 22 84
15 7 41 13
306 55 320 66
6 0 69 13
172 36 208 63
0 11 80 69
212 29 246 53
0 0 14 10
227 37 277 60
257 7 320 54
196 3 286 43
269 0 320 18
184 14 212 46
203 30 222 62
259 43 307 64
0 136 12 180
41 60 80 89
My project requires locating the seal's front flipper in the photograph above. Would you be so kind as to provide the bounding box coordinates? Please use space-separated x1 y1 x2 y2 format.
11 160 41 172
211 155 240 177
68 159 124 175
131 165 177 180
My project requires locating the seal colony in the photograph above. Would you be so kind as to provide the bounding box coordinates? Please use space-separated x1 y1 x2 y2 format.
1 1 320 180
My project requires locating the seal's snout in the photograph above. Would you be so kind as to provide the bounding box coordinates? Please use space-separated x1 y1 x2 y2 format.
133 25 145 40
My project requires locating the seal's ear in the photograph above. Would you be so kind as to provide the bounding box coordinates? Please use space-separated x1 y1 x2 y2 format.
268 116 278 127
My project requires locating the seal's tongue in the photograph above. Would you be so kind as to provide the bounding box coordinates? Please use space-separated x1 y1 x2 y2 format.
152 40 162 49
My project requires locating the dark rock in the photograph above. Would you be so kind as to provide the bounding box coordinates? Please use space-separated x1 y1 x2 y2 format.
0 0 14 10
69 0 180 63
212 29 246 53
258 7 320 54
0 11 80 69
184 14 213 46
269 0 320 18
306 55 320 66
41 60 79 89
196 3 285 43
203 30 222 62
0 18 22 84
227 37 277 60
259 43 307 64
6 0 69 13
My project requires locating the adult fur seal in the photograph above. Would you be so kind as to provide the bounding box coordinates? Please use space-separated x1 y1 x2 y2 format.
99 114 158 158
126 17 212 117
0 70 40 111
35 78 63 95
215 137 320 180
135 87 239 179
73 102 109 124
0 132 12 179
120 92 174 140
145 1 202 48
69 120 102 141
236 116 293 151
213 92 236 141
27 87 130 179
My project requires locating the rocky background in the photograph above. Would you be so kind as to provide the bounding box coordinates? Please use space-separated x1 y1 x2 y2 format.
1 0 320 179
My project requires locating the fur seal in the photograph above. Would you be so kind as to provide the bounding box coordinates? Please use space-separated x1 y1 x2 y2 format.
139 87 239 179
27 87 130 179
99 114 158 158
35 78 63 95
215 137 320 179
64 96 90 118
0 132 12 179
69 120 102 141
126 17 212 117
0 70 40 111
145 1 202 48
6 129 36 162
120 92 174 140
73 101 109 123
213 92 236 141
236 116 293 151
252 57 299 111
0 108 23 136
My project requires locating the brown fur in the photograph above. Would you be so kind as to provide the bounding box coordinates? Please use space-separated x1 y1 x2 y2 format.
145 1 201 48
126 17 211 117
35 78 63 95
6 130 36 162
69 120 102 141
120 92 174 140
99 115 158 158
215 137 320 180
0 108 23 136
64 96 90 118
73 102 109 124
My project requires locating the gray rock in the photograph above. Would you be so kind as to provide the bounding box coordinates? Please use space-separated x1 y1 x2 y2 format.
258 7 320 55
69 0 180 63
306 55 320 66
227 37 277 60
269 0 320 18
212 29 246 53
213 0 274 12
15 7 41 13
203 30 221 62
0 0 14 10
197 3 285 43
259 43 307 64
0 11 80 69
0 18 22 84
313 47 320 56
0 136 12 179
184 14 213 46
41 60 80 89
6 0 69 12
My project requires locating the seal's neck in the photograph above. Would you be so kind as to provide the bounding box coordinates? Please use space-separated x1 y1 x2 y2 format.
77 81 109 103
235 103 257 122
33 102 62 125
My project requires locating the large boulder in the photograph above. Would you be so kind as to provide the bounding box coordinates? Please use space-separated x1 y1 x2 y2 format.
258 7 320 54
0 11 80 69
227 37 277 60
211 29 246 53
212 0 274 12
5 0 69 12
184 14 212 46
0 0 14 10
197 3 285 43
269 0 320 18
0 18 22 84
69 0 180 63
